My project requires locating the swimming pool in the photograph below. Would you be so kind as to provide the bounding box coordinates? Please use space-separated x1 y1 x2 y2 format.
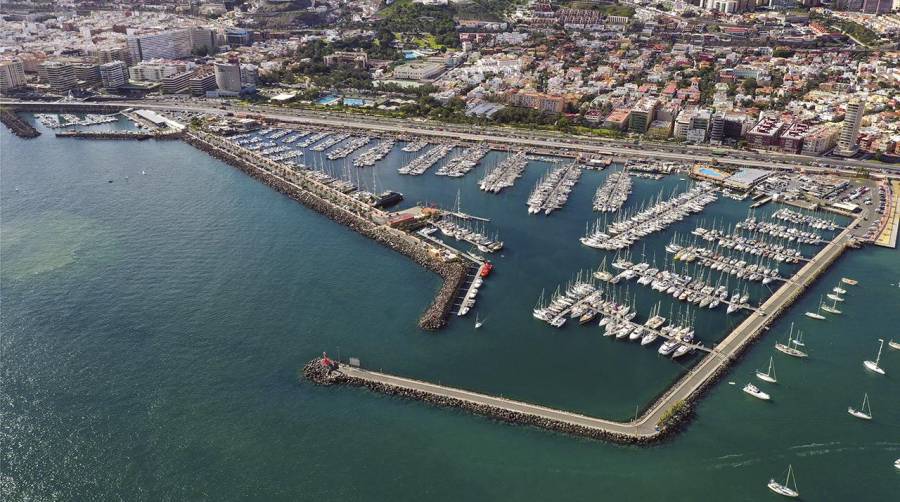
699 167 728 178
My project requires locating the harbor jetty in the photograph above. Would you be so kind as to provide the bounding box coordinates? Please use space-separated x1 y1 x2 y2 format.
306 220 861 442
0 108 40 138
55 130 181 140
183 130 467 330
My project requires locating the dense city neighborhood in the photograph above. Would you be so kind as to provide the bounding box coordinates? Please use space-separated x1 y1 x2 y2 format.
2 0 898 160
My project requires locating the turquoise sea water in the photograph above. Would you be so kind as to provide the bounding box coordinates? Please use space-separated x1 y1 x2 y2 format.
1 117 898 500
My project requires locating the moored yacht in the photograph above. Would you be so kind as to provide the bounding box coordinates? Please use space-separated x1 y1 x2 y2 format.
863 339 886 375
848 392 872 420
768 465 799 498
756 357 777 383
743 383 770 401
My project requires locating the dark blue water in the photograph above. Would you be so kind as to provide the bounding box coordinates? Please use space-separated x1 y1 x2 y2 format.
2 117 898 500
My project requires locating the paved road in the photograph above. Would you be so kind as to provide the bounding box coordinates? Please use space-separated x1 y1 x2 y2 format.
4 99 899 179
336 223 858 437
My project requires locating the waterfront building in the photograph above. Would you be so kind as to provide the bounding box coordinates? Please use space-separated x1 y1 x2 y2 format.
214 62 242 94
746 116 786 150
801 125 840 155
779 121 811 154
99 61 127 89
127 29 193 62
40 61 77 93
604 109 631 131
72 63 101 87
162 70 194 94
0 60 27 92
835 98 865 157
128 60 194 83
189 69 217 96
629 98 659 134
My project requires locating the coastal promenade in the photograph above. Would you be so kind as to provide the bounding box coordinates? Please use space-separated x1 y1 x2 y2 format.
308 221 861 442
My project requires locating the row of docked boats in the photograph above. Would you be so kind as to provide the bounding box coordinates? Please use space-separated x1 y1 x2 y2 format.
531 275 702 358
526 162 582 215
771 207 839 231
267 129 290 140
310 132 351 152
326 136 370 160
353 139 395 167
401 139 428 152
398 144 455 175
435 145 490 177
479 151 528 193
602 257 753 313
580 183 717 251
296 131 330 148
432 216 504 254
592 171 632 212
671 245 782 285
735 216 823 245
456 270 485 316
682 227 804 263
282 131 311 144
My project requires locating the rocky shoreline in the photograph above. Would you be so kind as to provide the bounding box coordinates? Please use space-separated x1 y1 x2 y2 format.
183 132 466 330
1 109 40 138
55 130 181 140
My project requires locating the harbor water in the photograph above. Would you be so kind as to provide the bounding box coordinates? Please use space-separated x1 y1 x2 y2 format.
1 117 898 500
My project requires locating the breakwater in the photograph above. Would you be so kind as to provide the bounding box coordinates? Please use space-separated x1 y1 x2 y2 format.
303 359 671 444
183 131 466 330
55 130 181 140
0 109 40 138
304 222 859 443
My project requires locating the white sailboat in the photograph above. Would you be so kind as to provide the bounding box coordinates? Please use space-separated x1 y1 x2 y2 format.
821 297 842 315
768 464 799 498
756 357 777 383
826 293 844 302
743 383 770 400
775 324 807 358
804 296 826 320
474 313 484 329
888 339 900 351
863 339 886 375
833 286 847 294
847 392 872 420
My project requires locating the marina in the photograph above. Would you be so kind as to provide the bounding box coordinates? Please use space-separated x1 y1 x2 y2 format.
526 162 582 215
592 170 632 212
398 144 455 175
3 108 898 501
580 184 718 250
479 151 528 193
435 145 490 177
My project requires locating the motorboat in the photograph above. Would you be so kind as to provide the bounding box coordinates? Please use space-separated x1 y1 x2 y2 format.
743 383 770 401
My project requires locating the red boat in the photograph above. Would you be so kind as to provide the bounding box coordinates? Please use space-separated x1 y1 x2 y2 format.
479 261 493 278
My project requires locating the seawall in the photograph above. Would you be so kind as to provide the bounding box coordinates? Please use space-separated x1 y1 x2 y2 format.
55 130 181 140
0 109 40 138
182 131 466 330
